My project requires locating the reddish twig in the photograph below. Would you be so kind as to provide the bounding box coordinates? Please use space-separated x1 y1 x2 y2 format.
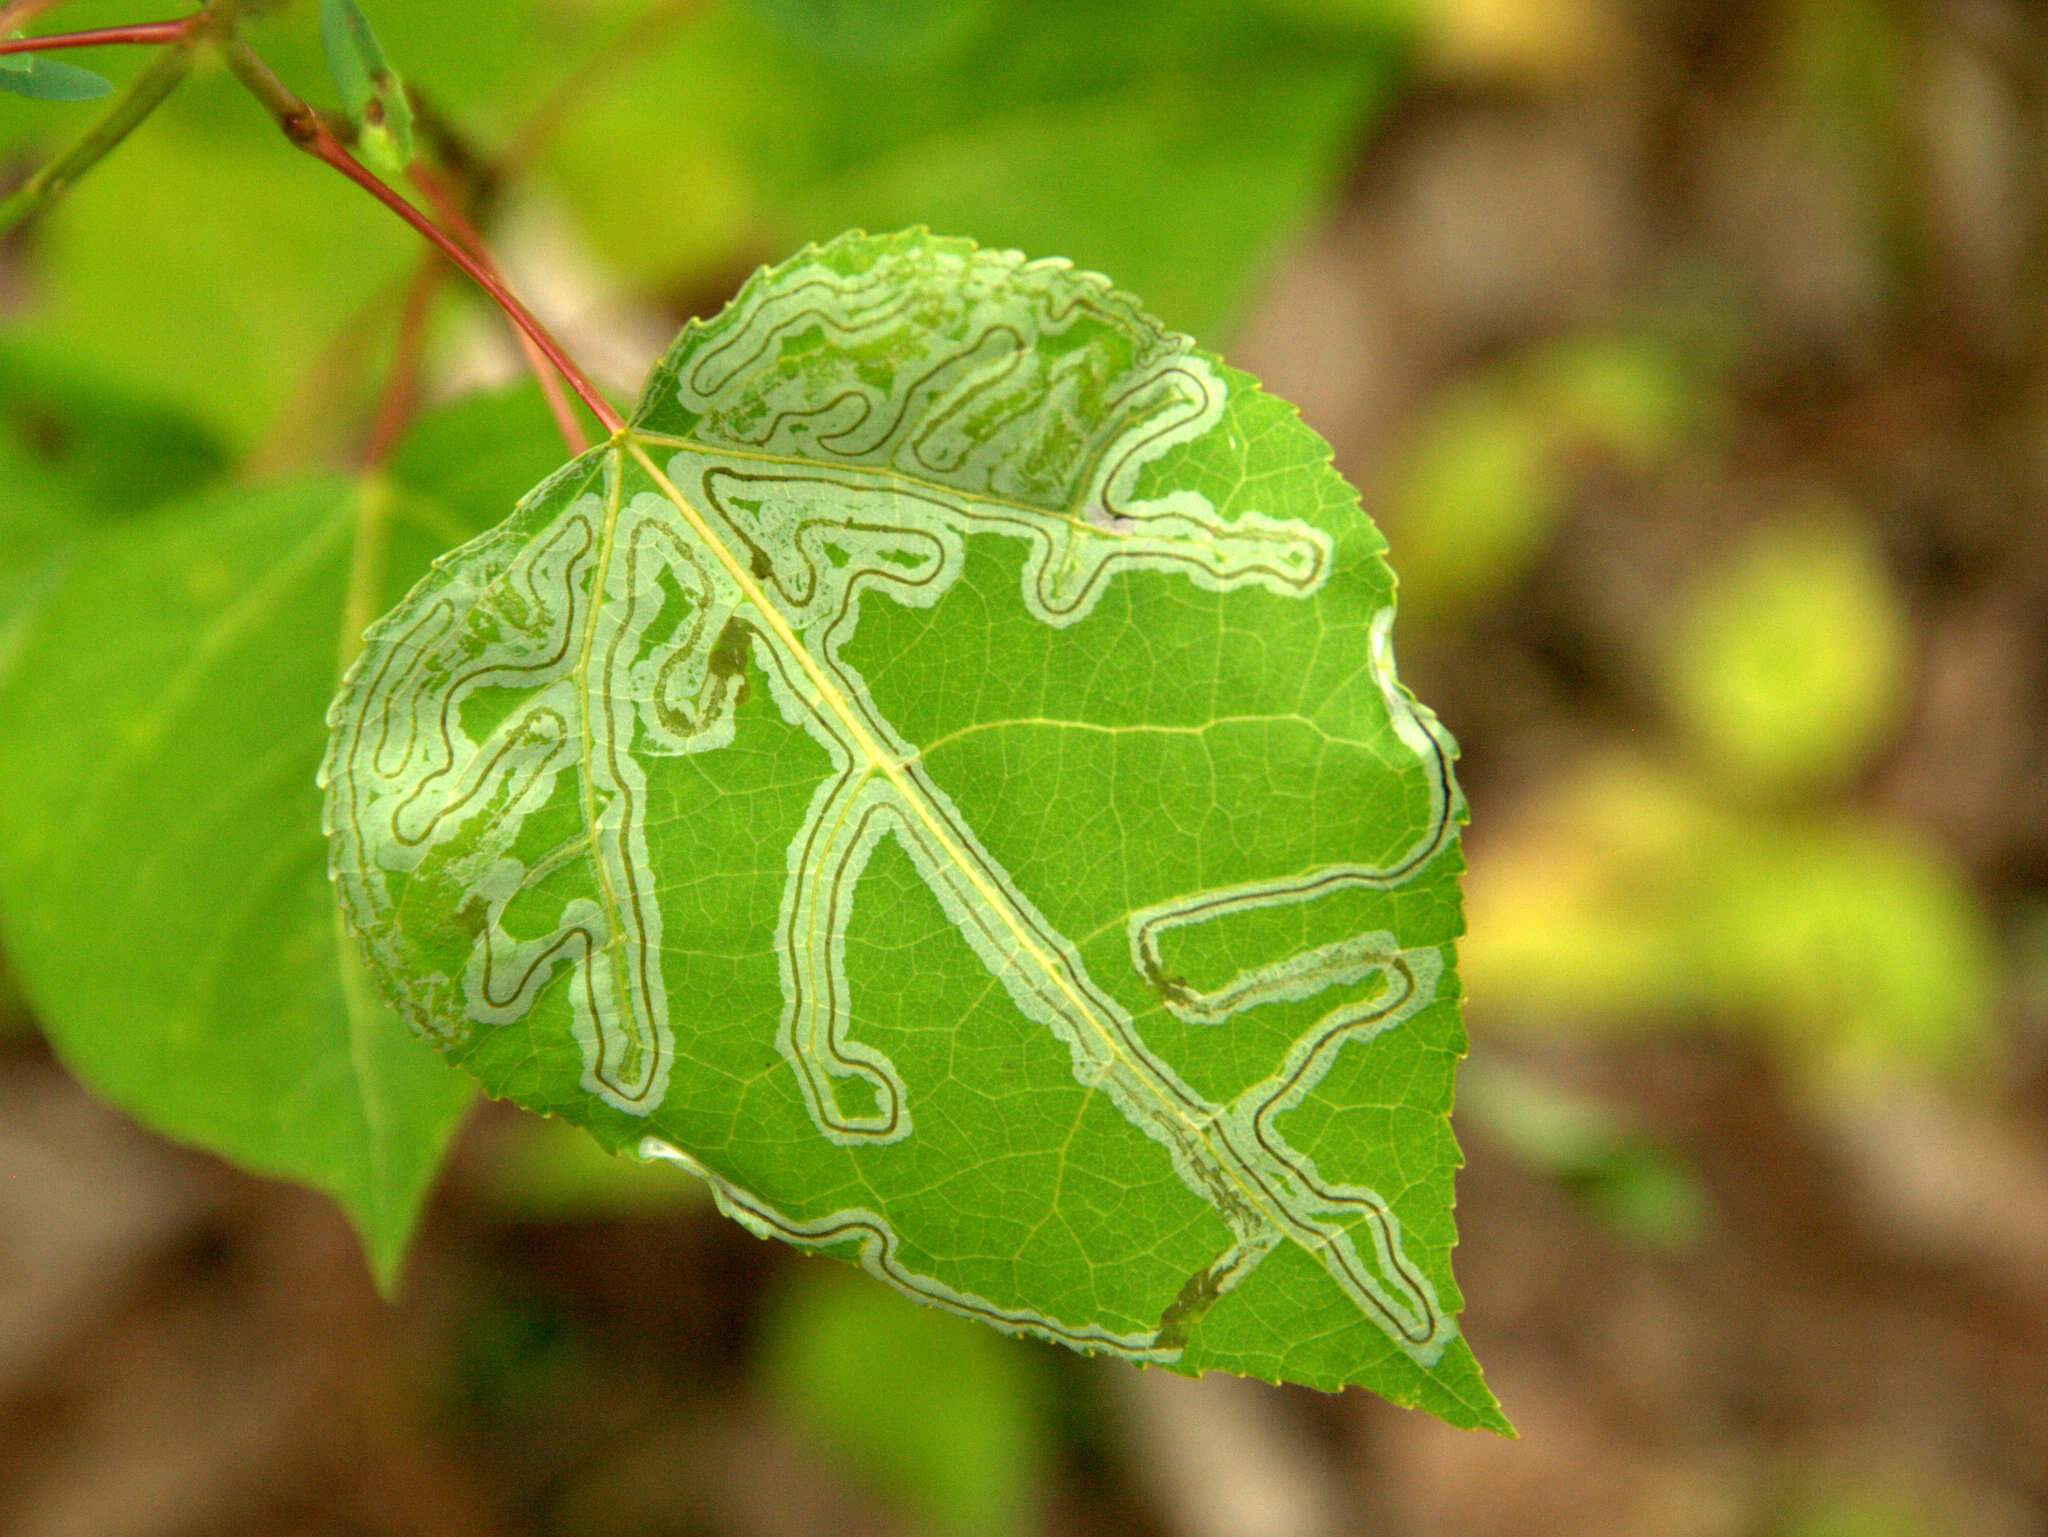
0 17 190 54
301 125 622 434
219 37 625 438
408 162 589 455
359 253 443 470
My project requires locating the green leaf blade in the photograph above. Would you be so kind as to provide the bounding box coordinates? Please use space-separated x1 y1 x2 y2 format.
0 389 569 1285
0 338 227 679
327 232 1499 1423
0 481 467 1281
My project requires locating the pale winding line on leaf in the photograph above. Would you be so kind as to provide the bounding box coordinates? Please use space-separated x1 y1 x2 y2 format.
323 239 1463 1365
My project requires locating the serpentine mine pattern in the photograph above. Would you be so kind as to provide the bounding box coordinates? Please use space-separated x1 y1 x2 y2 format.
325 246 1461 1366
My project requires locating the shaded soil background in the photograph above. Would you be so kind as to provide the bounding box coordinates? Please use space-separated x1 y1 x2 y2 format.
6 0 2048 1533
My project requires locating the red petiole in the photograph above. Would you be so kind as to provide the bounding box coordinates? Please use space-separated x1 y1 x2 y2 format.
0 18 193 55
407 162 592 456
296 118 624 436
214 34 625 439
6 8 627 446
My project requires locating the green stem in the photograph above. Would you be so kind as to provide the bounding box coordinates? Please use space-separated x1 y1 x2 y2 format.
0 36 193 233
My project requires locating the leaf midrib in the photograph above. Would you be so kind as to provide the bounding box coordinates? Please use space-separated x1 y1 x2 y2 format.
621 431 1330 1302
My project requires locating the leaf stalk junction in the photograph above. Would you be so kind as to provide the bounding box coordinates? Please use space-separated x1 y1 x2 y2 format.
2 0 622 452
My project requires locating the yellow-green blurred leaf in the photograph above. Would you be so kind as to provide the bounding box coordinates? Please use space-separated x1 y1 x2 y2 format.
1383 381 1562 624
1666 511 1908 796
1463 755 1996 1088
1385 334 1701 626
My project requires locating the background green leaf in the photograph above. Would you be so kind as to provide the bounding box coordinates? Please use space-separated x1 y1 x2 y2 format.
546 0 1410 338
327 231 1498 1423
0 388 566 1283
0 336 226 678
0 52 114 101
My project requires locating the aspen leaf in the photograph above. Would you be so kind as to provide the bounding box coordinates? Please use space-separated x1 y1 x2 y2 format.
325 232 1501 1424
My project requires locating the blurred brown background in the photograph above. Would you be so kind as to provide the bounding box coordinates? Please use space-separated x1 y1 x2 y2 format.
5 0 2048 1532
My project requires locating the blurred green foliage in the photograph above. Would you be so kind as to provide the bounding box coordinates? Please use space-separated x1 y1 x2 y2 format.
1385 333 1700 626
1464 752 1996 1090
1459 1054 1706 1250
3 57 413 438
542 0 1407 335
762 1263 1052 1537
1668 512 1907 798
1 0 1410 448
1454 467 1995 1096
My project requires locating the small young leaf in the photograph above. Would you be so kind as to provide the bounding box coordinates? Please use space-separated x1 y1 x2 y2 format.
0 51 114 101
318 0 413 175
326 232 1502 1426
